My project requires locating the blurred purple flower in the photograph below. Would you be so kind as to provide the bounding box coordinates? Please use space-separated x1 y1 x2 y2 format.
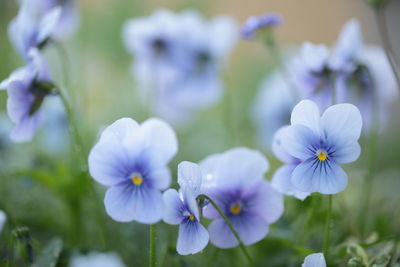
123 9 237 125
163 161 209 255
31 0 80 39
288 19 398 132
0 48 53 142
199 148 283 248
271 126 310 200
281 100 362 194
242 13 282 39
302 253 326 267
88 118 178 224
8 1 62 60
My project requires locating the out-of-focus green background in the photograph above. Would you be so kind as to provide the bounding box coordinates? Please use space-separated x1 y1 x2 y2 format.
0 0 399 266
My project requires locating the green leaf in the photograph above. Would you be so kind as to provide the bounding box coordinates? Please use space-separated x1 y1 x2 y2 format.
370 254 391 267
31 237 63 267
347 257 365 267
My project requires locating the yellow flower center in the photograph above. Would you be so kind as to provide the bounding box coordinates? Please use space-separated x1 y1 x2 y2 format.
230 204 241 215
131 173 143 185
317 151 328 161
189 215 195 221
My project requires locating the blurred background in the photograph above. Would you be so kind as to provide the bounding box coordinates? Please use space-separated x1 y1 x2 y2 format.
0 0 399 266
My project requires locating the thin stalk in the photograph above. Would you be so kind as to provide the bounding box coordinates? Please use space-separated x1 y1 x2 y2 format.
56 86 87 172
375 8 400 89
149 224 157 267
322 195 333 259
198 194 252 264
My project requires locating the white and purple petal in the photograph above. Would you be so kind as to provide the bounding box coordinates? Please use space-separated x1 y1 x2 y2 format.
291 158 348 194
177 220 209 255
302 253 326 267
104 182 164 224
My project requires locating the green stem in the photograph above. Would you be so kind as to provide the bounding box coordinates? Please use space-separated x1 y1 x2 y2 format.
149 224 156 267
323 195 333 259
198 194 252 264
57 86 87 172
375 7 400 89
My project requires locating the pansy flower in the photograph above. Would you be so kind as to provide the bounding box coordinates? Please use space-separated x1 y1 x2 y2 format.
271 126 310 200
8 0 62 60
163 161 209 255
281 100 362 194
241 13 282 39
88 118 178 223
123 9 237 125
0 48 54 142
200 147 284 248
302 253 326 267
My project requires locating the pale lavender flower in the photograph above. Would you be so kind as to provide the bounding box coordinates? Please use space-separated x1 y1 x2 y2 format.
8 0 62 60
200 147 283 248
123 9 237 125
88 118 178 223
163 161 209 255
289 18 398 132
281 100 362 194
242 13 282 39
289 42 335 110
29 0 80 39
0 48 53 142
271 126 310 200
302 253 326 267
329 20 398 132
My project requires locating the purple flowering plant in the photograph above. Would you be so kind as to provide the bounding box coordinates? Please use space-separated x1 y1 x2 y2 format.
1 1 400 267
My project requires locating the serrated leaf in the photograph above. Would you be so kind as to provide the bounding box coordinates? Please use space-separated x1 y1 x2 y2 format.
31 237 63 267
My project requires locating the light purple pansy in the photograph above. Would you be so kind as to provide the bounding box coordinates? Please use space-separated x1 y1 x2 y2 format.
281 100 362 194
271 126 310 200
155 10 237 124
29 0 80 39
0 48 53 142
200 147 284 249
8 0 62 60
163 161 209 255
302 253 326 267
330 20 398 132
123 9 237 125
242 13 282 39
88 118 178 224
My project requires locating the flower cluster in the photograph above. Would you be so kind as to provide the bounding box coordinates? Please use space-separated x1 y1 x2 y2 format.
1 0 78 142
253 19 398 152
123 9 238 124
289 19 398 131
